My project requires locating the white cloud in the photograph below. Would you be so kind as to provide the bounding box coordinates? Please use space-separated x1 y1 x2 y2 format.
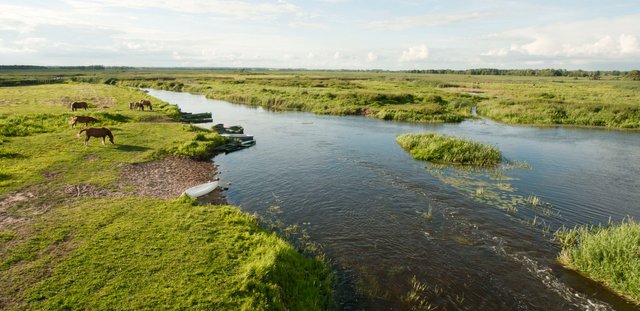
481 48 508 57
288 21 327 30
171 51 183 60
333 51 341 60
367 52 378 62
506 34 640 58
483 14 640 59
62 0 300 20
399 44 429 62
367 12 479 31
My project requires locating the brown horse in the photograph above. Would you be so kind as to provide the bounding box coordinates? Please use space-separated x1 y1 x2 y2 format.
77 127 114 146
138 99 152 110
129 101 145 111
71 101 88 111
69 116 98 128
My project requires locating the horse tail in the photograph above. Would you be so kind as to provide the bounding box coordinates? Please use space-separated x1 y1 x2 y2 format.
77 128 86 138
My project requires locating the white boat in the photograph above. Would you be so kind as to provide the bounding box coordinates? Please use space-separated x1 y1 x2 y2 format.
182 181 219 198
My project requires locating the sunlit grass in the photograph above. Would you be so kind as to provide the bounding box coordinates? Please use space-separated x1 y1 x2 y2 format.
555 219 640 304
396 133 501 166
1 198 333 310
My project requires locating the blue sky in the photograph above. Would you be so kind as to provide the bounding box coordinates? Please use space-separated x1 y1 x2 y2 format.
1 0 639 70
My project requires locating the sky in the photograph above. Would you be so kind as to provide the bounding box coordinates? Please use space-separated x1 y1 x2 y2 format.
1 0 639 70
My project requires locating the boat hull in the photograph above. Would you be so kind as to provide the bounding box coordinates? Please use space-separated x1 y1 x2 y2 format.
182 181 219 198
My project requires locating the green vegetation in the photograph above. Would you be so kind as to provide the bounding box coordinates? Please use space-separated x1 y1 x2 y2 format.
555 220 640 304
6 198 332 310
0 83 333 309
2 67 639 129
396 133 501 166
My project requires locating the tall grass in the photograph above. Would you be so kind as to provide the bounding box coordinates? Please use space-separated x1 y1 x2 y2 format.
396 133 501 166
554 219 640 304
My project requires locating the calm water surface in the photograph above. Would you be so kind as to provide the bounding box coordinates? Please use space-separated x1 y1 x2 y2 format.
148 89 640 310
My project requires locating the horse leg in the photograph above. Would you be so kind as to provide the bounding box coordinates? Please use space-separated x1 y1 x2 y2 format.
102 136 106 145
84 135 90 146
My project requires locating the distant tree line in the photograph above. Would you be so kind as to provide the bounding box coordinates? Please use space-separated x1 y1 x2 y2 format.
405 68 640 79
0 65 135 70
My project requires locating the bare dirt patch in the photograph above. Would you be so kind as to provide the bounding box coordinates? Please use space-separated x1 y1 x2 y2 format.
119 156 224 201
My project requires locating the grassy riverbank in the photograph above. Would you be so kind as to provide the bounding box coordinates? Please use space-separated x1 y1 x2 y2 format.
0 83 334 309
555 220 640 304
396 133 501 166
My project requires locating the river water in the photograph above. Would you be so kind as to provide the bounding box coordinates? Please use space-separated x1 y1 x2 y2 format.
147 89 640 310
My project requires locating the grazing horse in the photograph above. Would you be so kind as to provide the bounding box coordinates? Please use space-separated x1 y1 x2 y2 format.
138 99 153 110
77 127 114 146
138 99 152 110
130 101 145 111
71 101 88 111
69 116 98 128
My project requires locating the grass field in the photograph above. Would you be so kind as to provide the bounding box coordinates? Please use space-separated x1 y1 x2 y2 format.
0 83 334 310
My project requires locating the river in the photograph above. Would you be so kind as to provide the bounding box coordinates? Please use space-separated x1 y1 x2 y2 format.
147 89 640 310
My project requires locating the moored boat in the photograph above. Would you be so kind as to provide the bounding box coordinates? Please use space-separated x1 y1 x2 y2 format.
182 180 219 198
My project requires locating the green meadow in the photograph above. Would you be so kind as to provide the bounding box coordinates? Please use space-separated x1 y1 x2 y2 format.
3 68 639 128
0 83 333 310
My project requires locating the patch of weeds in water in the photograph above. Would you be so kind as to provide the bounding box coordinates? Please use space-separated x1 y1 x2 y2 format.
403 276 437 311
527 194 541 207
266 205 282 215
402 276 469 310
425 162 558 227
418 206 434 221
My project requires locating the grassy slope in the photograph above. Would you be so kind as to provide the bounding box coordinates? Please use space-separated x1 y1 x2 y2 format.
0 83 333 310
555 220 640 304
396 133 501 166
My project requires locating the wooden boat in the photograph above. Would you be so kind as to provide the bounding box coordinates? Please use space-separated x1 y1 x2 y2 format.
180 112 213 123
181 112 212 119
213 124 244 134
182 180 219 198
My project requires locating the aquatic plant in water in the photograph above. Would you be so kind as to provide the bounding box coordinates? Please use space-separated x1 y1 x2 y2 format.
396 133 501 166
424 161 555 231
